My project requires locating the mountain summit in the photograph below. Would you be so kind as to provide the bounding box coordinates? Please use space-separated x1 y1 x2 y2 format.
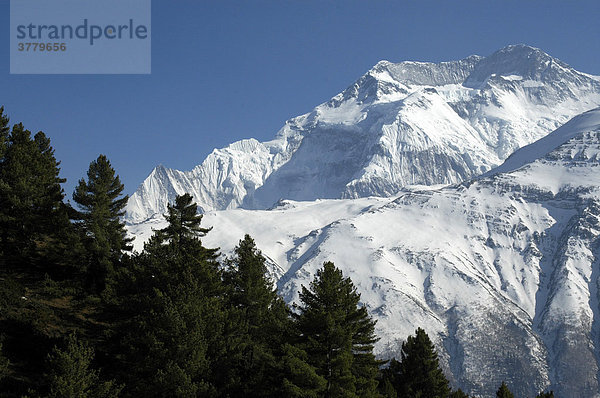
125 45 600 223
125 43 600 396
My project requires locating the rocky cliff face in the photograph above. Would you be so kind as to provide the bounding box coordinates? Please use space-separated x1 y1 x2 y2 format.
125 45 600 223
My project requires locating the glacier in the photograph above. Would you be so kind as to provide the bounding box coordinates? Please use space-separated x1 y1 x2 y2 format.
125 44 600 223
128 108 600 396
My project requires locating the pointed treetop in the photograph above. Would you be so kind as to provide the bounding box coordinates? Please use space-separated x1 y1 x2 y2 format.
151 193 212 248
391 327 451 398
296 261 380 397
496 381 514 398
73 154 127 216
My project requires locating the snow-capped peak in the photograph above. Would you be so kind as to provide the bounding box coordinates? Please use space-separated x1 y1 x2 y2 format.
125 45 600 223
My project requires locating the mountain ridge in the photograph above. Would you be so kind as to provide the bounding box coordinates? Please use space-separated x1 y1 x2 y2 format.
127 107 600 397
125 44 600 223
123 42 600 396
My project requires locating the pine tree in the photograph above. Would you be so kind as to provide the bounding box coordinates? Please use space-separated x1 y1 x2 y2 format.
46 335 121 398
379 358 400 397
496 381 514 398
111 194 223 397
295 261 380 397
144 193 218 268
225 235 283 333
114 285 219 397
72 155 131 294
219 234 292 396
0 123 67 266
281 343 327 398
150 193 212 248
382 328 450 398
143 193 220 294
378 377 397 398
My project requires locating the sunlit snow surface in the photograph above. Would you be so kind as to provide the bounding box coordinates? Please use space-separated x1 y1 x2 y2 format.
128 108 600 397
125 45 600 223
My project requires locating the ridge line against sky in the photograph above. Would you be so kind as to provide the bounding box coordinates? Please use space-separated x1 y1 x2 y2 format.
2 0 599 197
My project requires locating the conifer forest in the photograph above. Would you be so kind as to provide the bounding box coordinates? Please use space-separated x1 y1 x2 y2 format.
0 110 556 397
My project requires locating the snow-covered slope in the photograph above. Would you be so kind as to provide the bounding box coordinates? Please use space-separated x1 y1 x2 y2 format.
485 107 600 177
125 45 600 223
128 108 600 397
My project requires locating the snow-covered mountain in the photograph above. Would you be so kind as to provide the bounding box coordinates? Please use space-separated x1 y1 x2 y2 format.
125 44 600 223
128 108 600 397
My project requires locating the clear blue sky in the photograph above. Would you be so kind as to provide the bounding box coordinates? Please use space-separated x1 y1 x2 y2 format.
2 0 599 197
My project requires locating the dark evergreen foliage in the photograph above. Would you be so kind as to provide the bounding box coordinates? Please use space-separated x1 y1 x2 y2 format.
0 341 9 381
72 155 132 295
110 194 224 397
0 121 68 267
148 192 212 249
380 328 450 398
46 334 121 398
295 261 381 397
281 342 327 397
496 381 514 398
0 107 10 161
0 108 550 397
0 109 85 396
219 234 292 396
